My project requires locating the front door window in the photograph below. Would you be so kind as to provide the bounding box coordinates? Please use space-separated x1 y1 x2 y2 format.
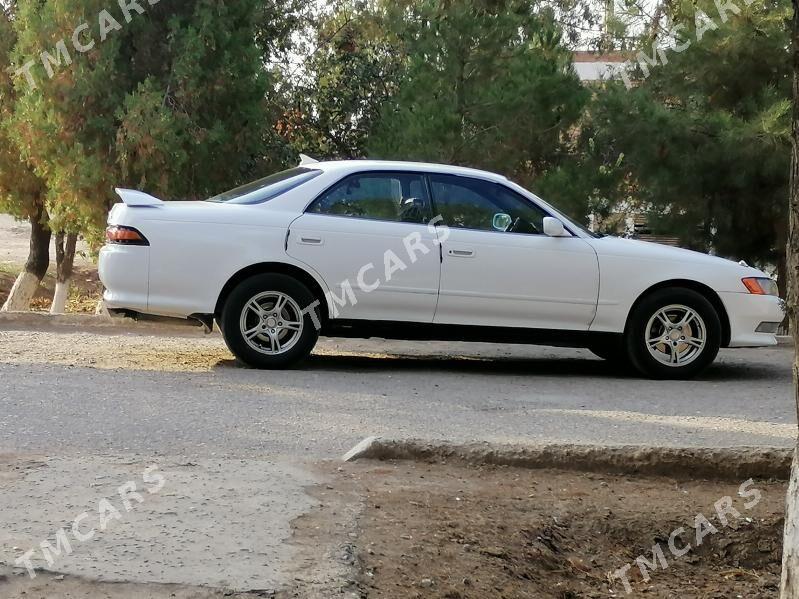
428 174 548 235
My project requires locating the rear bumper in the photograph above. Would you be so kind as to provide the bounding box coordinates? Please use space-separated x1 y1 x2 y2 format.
98 244 149 312
719 291 785 348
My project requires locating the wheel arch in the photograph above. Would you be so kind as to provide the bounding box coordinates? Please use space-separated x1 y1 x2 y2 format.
626 279 731 347
214 262 330 323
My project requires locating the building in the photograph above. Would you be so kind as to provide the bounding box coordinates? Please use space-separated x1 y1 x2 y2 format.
572 51 628 83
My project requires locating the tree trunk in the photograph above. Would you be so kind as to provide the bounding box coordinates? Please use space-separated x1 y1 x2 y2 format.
1 203 50 312
780 1 799 596
50 232 77 315
780 212 790 302
781 248 789 301
780 242 790 334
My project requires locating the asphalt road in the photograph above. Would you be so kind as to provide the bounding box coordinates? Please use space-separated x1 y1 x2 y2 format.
0 327 795 593
0 329 794 457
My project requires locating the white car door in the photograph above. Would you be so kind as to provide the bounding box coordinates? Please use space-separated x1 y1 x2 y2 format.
430 174 600 330
287 171 441 322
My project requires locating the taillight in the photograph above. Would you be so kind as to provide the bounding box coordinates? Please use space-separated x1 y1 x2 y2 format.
106 225 149 246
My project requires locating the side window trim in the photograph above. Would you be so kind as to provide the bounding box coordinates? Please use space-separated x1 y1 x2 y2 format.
495 183 580 237
304 170 433 225
423 174 439 225
427 173 560 236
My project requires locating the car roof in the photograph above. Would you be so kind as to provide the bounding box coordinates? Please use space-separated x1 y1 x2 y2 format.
307 159 510 183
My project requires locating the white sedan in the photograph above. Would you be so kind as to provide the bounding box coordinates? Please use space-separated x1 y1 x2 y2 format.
99 158 784 379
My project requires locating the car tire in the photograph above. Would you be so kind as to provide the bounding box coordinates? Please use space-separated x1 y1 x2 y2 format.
220 273 320 369
625 287 721 380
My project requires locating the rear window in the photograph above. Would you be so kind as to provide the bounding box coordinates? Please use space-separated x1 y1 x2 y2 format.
207 167 322 205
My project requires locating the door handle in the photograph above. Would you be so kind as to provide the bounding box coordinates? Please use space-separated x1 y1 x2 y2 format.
448 248 475 258
298 236 323 245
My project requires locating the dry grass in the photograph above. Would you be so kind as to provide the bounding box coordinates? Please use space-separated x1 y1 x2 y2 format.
0 265 102 313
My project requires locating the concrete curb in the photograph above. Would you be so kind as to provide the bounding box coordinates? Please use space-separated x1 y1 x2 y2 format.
0 312 209 336
343 437 794 481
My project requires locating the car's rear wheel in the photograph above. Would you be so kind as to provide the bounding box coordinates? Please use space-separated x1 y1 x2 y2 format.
625 287 721 379
220 274 320 369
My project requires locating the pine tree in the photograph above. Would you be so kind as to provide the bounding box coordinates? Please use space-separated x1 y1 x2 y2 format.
284 2 402 159
367 0 589 185
0 1 51 312
572 0 791 285
8 0 294 311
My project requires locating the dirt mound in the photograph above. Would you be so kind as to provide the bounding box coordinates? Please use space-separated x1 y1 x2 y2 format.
347 462 785 598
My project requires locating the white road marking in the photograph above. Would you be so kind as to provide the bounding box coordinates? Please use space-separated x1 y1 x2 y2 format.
538 409 796 439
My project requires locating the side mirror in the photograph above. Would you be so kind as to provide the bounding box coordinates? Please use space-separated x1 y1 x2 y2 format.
543 217 568 237
492 212 513 232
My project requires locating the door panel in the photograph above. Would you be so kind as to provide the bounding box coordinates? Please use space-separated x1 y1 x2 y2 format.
435 228 600 330
288 172 441 322
289 215 440 321
428 174 599 330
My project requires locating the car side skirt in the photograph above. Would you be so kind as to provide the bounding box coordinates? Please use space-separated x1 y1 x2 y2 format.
322 319 621 348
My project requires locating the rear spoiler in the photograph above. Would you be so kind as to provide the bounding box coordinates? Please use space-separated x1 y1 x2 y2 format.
298 154 319 166
115 188 164 207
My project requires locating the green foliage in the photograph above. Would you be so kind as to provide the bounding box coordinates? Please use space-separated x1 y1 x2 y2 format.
0 0 790 283
0 2 47 223
11 0 123 242
533 0 792 268
534 138 631 226
555 0 790 275
115 0 290 199
8 0 295 246
284 3 402 159
367 0 589 184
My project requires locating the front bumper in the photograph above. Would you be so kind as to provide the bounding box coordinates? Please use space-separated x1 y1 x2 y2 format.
718 292 785 348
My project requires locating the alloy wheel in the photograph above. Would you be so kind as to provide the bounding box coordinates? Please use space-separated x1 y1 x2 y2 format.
239 291 304 355
644 304 707 367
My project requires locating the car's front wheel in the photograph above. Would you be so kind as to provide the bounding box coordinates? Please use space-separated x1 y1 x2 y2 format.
625 287 721 380
220 274 320 369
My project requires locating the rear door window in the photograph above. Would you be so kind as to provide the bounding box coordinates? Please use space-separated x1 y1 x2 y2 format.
308 173 432 224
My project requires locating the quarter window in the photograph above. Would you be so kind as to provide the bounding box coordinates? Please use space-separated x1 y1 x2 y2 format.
429 174 548 234
309 173 432 224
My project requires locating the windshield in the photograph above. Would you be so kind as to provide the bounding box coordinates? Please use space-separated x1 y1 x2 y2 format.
207 167 322 205
562 214 603 238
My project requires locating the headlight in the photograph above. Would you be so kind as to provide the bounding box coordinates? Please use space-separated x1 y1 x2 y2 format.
742 277 779 296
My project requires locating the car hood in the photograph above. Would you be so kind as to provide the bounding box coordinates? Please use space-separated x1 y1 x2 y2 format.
586 236 766 277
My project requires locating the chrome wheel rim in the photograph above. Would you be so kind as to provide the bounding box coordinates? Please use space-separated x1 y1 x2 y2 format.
645 304 706 367
239 291 304 356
